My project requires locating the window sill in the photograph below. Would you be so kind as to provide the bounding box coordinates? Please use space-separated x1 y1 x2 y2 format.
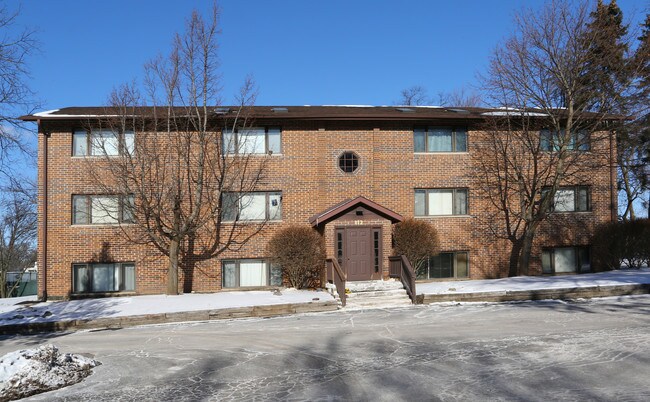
224 153 283 157
414 215 473 219
220 286 283 291
71 155 129 159
70 291 136 299
71 223 136 227
549 211 592 214
414 152 469 155
221 220 283 224
416 278 470 283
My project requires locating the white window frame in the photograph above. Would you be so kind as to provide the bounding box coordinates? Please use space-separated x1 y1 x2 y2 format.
542 186 590 213
415 188 468 216
413 127 468 153
222 127 282 155
72 194 135 225
541 247 591 274
540 129 590 152
73 128 135 157
222 191 282 222
417 251 469 280
221 259 283 288
72 262 136 294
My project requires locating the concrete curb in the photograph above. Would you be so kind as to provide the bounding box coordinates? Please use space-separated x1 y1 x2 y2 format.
0 300 339 335
418 283 650 304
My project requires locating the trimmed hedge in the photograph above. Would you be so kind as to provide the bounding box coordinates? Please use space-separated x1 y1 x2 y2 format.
392 218 440 276
592 219 650 270
267 225 326 289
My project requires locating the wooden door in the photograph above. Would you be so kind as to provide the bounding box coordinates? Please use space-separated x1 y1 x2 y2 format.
345 227 374 281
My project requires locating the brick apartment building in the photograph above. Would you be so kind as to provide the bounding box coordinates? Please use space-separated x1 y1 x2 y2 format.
23 106 617 299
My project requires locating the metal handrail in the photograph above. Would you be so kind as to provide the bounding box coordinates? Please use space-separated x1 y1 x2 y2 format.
326 258 347 307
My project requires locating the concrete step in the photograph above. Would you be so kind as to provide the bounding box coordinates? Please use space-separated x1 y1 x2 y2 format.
345 298 413 308
345 289 408 298
326 280 413 308
345 280 404 292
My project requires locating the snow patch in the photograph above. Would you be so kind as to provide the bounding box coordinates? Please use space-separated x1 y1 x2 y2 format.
0 344 99 401
0 289 334 326
418 268 650 295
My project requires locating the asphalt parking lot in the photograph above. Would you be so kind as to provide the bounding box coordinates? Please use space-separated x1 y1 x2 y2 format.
3 295 650 401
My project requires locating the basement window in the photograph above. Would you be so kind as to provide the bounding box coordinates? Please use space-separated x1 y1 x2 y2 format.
417 252 469 279
542 247 591 274
222 259 282 288
73 262 135 293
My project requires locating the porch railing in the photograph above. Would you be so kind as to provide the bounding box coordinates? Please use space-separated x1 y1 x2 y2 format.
389 255 417 304
326 258 347 307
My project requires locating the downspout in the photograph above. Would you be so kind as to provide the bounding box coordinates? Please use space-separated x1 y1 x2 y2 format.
609 129 617 222
40 122 49 301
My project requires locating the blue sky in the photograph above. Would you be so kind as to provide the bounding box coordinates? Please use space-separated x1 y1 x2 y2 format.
14 0 648 110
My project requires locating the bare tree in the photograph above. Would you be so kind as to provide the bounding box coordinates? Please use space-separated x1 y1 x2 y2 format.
0 3 38 177
475 0 624 276
437 87 483 107
0 181 37 297
86 6 272 295
396 85 431 106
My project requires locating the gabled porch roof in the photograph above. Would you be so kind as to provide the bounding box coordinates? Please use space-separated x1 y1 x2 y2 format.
309 196 404 227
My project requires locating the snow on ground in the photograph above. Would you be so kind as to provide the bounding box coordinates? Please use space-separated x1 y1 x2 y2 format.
0 289 333 326
0 295 38 314
0 344 99 401
417 268 650 295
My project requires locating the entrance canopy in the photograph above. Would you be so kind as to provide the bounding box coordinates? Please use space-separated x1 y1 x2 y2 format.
309 196 404 227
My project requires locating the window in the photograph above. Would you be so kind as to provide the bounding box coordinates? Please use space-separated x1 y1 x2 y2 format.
542 186 590 212
417 252 469 279
222 259 282 288
336 230 344 267
373 230 380 273
223 127 281 155
222 192 282 222
542 247 590 274
415 189 468 216
72 195 135 224
73 262 135 293
338 152 359 173
540 129 589 151
414 127 467 152
73 129 134 156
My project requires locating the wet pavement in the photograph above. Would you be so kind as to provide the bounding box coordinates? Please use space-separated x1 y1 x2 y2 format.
2 295 650 401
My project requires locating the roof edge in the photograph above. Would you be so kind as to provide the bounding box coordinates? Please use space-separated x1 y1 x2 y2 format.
309 196 404 227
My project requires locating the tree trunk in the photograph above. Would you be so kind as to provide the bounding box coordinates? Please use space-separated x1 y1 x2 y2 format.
182 236 195 294
517 229 537 276
508 239 523 277
167 238 180 295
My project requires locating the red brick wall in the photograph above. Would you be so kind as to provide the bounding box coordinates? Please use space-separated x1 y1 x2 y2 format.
38 119 616 298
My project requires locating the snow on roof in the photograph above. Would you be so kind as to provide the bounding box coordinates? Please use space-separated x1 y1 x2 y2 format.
30 109 123 118
320 105 376 107
482 110 548 117
32 109 60 117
